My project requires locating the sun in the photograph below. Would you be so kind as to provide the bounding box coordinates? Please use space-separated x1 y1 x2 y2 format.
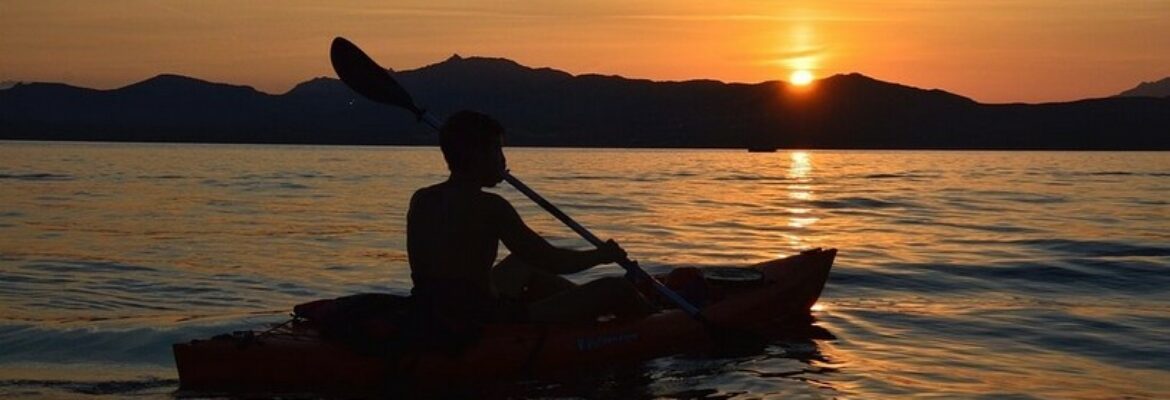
790 70 814 86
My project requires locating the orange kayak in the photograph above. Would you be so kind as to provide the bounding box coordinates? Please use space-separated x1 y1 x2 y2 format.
173 248 835 395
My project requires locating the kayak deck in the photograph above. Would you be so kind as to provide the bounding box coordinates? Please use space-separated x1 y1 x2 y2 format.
173 248 835 395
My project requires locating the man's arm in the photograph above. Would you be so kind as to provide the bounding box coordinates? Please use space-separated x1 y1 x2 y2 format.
493 195 624 275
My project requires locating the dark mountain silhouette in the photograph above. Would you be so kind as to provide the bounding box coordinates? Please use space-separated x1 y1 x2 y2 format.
1117 77 1170 98
2 56 1169 149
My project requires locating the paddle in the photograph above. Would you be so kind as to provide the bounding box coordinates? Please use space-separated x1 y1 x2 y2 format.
329 37 705 320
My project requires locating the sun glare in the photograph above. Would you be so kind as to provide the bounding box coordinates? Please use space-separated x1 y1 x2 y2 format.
790 70 814 86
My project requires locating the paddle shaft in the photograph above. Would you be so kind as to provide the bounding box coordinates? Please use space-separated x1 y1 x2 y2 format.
418 113 704 317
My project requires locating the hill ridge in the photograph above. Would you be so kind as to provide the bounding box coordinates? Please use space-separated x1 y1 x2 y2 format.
2 56 1168 149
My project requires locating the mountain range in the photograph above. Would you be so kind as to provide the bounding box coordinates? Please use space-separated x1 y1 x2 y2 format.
2 55 1168 149
1117 77 1170 98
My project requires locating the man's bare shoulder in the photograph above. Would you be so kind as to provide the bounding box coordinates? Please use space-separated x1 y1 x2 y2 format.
409 183 512 211
473 190 512 213
409 183 445 205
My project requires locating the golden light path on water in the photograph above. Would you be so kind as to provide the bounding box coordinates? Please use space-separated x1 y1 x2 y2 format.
785 151 818 238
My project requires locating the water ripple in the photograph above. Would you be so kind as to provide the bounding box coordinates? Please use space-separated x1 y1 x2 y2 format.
0 378 178 396
946 238 1170 258
0 173 74 181
20 260 158 274
809 197 923 210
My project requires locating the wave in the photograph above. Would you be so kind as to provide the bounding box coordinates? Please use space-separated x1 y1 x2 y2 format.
0 316 284 365
809 197 922 210
231 172 335 180
200 179 311 191
20 260 159 274
711 174 793 182
134 174 187 180
832 303 1170 371
561 202 648 212
860 172 941 180
1083 171 1135 176
1067 171 1170 177
0 172 74 181
828 268 985 293
926 260 1168 293
542 173 691 182
834 256 1170 296
1022 238 1170 257
0 378 177 396
544 174 627 181
946 238 1170 258
961 190 1069 204
895 218 1040 233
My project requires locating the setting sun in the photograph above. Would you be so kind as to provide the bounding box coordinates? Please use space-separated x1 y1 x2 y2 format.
790 70 815 86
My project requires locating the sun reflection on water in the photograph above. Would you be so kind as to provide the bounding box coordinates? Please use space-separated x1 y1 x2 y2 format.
788 151 812 179
787 151 819 240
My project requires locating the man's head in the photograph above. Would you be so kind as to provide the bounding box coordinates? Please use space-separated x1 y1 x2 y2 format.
440 110 506 186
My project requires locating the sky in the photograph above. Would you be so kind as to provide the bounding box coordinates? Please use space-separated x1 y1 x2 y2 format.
1 0 1168 103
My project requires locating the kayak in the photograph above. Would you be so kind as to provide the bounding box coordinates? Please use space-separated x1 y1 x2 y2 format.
173 248 835 395
173 248 835 394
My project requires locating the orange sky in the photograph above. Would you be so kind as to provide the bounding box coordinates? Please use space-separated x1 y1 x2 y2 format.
2 1 1168 103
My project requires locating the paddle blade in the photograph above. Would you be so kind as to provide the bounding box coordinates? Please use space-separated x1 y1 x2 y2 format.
330 37 423 117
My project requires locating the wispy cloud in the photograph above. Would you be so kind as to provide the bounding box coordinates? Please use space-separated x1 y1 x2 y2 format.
769 48 828 61
606 13 892 23
292 4 555 20
730 47 829 67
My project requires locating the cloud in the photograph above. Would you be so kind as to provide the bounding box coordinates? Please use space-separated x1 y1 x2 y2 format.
729 47 829 68
292 4 563 20
608 14 799 22
605 13 892 23
769 48 828 61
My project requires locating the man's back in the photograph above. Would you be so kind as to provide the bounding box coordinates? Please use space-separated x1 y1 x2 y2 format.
406 181 504 297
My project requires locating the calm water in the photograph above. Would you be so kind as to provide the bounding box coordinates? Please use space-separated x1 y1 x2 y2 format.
1 141 1168 399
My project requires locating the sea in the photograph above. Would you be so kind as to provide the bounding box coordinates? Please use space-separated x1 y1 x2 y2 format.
0 141 1167 399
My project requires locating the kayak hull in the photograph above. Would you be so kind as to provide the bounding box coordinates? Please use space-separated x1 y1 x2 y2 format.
173 248 835 394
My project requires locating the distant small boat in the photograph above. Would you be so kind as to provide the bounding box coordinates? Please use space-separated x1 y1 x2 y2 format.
747 146 778 153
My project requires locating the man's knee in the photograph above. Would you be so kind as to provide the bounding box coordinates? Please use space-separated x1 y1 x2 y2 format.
591 276 654 316
493 256 535 298
595 276 636 295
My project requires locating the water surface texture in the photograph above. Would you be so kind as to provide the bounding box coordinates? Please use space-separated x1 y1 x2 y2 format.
1 142 1168 398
